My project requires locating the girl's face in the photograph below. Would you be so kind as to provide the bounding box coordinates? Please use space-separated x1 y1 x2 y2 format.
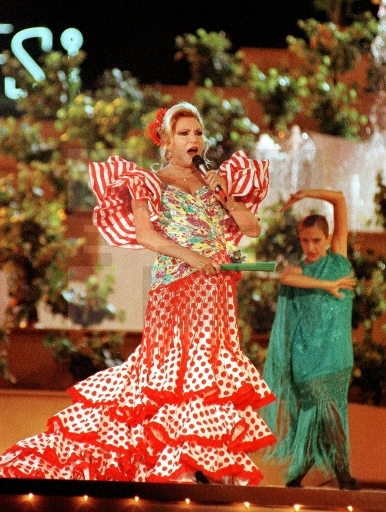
298 225 330 263
168 116 204 166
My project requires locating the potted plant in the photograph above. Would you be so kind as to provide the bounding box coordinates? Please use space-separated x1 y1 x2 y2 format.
0 158 84 329
43 330 125 382
43 265 126 381
348 236 386 405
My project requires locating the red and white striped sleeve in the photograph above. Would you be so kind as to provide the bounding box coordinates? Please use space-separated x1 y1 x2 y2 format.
89 156 162 248
217 150 270 245
218 150 270 214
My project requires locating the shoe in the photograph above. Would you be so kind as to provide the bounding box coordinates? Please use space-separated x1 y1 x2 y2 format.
285 478 303 488
335 468 361 491
338 476 361 491
286 476 303 488
195 470 211 484
286 462 314 488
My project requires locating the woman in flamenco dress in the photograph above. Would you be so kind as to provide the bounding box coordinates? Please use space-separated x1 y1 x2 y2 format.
0 101 276 485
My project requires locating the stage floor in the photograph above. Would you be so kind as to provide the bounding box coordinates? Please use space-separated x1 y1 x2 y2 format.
0 479 385 512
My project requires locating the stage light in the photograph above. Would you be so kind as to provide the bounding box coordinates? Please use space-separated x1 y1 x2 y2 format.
293 505 301 511
243 502 250 508
185 497 191 504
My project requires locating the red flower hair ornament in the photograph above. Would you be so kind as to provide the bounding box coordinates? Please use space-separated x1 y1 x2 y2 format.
148 108 168 146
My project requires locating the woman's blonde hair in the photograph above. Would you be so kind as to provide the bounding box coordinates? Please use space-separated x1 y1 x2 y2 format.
157 102 211 166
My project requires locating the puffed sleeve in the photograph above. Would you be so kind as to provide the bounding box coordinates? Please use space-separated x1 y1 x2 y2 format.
218 150 269 212
89 156 162 248
217 150 270 245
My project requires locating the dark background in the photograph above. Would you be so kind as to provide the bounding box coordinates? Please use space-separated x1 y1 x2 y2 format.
0 0 378 88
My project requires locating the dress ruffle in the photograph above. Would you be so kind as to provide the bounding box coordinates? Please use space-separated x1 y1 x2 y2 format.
0 272 276 484
89 151 269 248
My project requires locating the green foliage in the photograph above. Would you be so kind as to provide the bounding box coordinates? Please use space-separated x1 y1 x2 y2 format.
374 170 386 229
0 50 86 118
0 52 159 380
287 16 377 80
308 73 368 139
348 237 386 339
175 28 245 87
248 65 309 133
352 339 386 405
0 69 135 334
193 87 260 166
0 164 83 327
251 199 303 270
284 14 378 138
46 264 125 328
55 68 171 165
0 117 59 163
56 69 144 149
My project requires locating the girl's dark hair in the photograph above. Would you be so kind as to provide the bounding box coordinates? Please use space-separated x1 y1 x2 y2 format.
298 214 329 237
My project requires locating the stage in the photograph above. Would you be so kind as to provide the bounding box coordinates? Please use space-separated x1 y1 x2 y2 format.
0 479 385 512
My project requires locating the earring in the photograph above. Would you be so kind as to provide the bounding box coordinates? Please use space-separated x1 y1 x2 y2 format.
167 151 172 159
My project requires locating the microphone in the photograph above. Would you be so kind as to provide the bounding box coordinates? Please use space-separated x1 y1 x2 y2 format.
192 155 227 202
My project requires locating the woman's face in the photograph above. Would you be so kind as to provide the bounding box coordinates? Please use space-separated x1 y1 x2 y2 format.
298 225 329 263
169 116 204 166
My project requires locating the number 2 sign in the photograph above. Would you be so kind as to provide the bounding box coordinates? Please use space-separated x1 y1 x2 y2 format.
0 24 83 99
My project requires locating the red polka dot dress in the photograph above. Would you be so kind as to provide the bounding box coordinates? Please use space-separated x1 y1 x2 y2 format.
0 151 276 485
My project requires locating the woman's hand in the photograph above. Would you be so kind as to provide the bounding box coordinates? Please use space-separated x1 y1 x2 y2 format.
205 170 228 203
186 252 221 275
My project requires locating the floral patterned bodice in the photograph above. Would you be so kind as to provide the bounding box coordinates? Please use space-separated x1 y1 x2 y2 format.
151 183 230 289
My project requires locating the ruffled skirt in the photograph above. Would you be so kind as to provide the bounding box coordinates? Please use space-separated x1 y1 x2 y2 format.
0 272 276 485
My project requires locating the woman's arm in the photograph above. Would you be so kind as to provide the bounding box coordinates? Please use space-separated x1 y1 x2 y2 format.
281 189 348 257
224 196 262 237
205 170 261 238
131 199 221 275
280 265 356 298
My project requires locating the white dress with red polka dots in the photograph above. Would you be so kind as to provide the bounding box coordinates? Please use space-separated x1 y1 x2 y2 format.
0 151 276 485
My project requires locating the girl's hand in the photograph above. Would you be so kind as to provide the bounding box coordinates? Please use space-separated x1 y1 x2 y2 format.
280 191 306 212
326 275 356 298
